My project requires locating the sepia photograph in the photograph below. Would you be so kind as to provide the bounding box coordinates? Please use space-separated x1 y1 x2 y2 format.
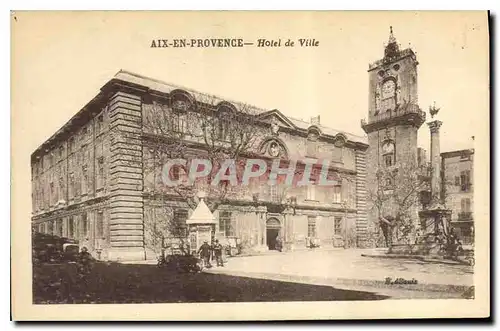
10 10 490 320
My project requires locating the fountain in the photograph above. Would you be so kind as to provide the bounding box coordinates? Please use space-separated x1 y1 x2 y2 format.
417 103 452 255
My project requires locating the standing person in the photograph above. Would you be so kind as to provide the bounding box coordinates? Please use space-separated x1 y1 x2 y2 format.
198 241 212 268
275 236 283 252
213 239 224 267
77 247 93 277
76 247 94 299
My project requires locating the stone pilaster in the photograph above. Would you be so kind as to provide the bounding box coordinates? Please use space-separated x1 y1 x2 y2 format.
355 149 368 247
107 91 145 261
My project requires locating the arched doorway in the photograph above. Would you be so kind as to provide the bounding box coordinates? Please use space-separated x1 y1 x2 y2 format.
266 218 281 250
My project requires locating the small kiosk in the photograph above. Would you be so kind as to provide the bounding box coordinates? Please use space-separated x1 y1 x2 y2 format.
186 193 216 255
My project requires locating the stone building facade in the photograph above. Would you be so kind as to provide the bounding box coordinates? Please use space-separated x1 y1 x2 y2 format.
441 148 474 244
31 70 369 261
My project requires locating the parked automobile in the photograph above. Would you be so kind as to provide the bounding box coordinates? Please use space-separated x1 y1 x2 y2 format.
157 253 203 273
32 231 79 263
62 243 80 262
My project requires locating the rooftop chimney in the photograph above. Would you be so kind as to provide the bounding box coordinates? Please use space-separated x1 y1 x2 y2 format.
310 116 320 125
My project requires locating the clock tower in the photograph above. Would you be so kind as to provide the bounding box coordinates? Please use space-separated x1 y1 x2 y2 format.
360 27 426 247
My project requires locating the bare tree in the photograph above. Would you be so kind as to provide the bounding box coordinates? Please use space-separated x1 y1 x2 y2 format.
367 161 432 247
140 93 265 248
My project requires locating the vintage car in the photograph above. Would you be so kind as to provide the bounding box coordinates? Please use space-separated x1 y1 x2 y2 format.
32 231 79 263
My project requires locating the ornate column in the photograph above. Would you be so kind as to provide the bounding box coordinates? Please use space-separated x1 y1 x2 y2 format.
283 208 292 251
427 120 443 205
256 209 262 248
255 206 268 251
263 207 269 249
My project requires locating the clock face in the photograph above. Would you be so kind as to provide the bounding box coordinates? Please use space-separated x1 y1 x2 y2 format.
382 80 396 99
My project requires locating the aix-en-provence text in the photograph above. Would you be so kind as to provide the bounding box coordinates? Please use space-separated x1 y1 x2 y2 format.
150 38 320 48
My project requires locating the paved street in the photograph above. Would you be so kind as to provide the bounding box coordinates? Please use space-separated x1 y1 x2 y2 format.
33 249 474 303
33 259 390 304
204 249 474 299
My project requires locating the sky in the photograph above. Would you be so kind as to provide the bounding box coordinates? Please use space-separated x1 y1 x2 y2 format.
12 11 488 159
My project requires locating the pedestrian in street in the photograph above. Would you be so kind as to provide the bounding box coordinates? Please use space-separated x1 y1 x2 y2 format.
76 247 94 277
275 236 283 252
198 241 212 268
76 246 94 300
213 239 224 267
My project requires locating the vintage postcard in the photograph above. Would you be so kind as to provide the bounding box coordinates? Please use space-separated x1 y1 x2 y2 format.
11 11 490 320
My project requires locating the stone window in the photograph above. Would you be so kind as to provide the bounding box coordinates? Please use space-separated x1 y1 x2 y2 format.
461 198 471 213
49 182 55 204
217 117 229 141
48 153 54 168
333 184 342 203
81 213 88 238
382 140 395 167
47 221 54 235
56 219 63 237
306 128 320 158
171 112 186 134
69 173 75 198
306 140 318 158
218 211 234 237
68 138 75 153
82 165 88 194
332 146 343 163
460 170 471 192
270 184 279 203
97 157 105 189
96 114 104 133
334 217 343 236
96 211 104 238
307 216 317 238
74 216 80 239
384 154 393 167
172 209 188 237
306 184 316 201
68 216 74 238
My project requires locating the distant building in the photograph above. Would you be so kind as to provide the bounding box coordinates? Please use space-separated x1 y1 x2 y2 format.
441 149 474 244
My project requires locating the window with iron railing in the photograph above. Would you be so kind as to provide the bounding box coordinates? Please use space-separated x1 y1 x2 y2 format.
171 113 187 134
